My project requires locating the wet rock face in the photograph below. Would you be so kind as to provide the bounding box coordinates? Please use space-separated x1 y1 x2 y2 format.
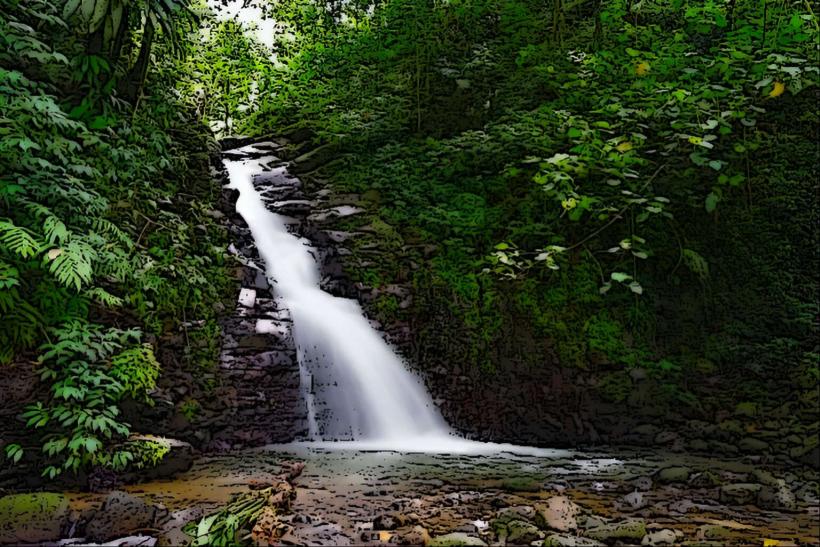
181 151 308 449
207 266 307 447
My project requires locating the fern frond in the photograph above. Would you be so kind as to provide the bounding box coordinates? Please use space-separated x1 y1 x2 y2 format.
110 344 160 401
43 215 70 244
45 240 96 290
0 291 44 352
85 287 123 308
21 201 71 244
89 217 133 249
95 246 132 283
0 219 43 258
0 260 19 290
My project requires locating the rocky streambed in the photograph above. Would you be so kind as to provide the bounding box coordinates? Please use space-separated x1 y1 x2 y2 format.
3 445 817 545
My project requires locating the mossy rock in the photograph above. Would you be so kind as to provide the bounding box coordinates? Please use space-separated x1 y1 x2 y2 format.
428 532 488 546
0 492 70 544
586 519 647 542
697 524 734 540
503 520 542 544
544 534 606 546
718 483 762 506
734 402 758 417
656 466 692 484
290 142 340 173
738 437 769 453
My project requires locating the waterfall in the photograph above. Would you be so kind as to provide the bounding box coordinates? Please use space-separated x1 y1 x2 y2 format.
224 155 454 444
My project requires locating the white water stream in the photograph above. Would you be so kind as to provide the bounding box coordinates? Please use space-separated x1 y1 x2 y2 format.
225 157 459 445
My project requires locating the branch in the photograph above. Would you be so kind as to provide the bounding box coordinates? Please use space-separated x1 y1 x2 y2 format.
566 162 668 252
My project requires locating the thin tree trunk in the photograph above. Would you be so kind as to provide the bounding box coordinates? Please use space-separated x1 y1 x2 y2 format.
122 16 155 105
110 6 131 65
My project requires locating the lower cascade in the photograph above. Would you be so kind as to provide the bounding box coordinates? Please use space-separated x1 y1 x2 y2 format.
225 153 454 445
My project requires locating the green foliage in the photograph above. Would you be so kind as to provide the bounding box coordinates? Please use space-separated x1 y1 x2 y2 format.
25 321 140 478
241 0 817 416
186 492 269 547
179 398 201 422
178 17 265 136
598 372 632 404
110 344 160 403
119 437 171 470
1 0 230 479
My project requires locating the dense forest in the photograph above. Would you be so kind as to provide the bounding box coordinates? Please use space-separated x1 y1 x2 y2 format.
0 0 818 544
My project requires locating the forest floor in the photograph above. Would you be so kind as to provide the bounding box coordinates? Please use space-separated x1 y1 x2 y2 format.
60 446 819 546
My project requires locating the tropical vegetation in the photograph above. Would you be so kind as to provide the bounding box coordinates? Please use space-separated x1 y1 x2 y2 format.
1 0 817 479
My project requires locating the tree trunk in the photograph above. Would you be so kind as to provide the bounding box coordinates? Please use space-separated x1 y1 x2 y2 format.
123 16 155 105
110 5 131 65
87 27 105 56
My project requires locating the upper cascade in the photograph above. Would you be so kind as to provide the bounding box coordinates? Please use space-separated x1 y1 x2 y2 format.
224 153 454 444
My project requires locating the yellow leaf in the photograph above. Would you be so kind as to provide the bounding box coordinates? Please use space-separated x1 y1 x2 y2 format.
561 198 577 210
763 540 781 547
769 81 785 98
688 136 703 145
616 141 633 152
635 61 651 76
47 248 63 260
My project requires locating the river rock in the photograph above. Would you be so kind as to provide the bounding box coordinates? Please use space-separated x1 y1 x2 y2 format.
509 520 543 544
620 491 647 511
429 532 488 546
578 514 608 530
696 524 733 540
0 492 70 544
544 534 605 546
86 491 162 542
641 529 678 545
238 288 256 308
157 527 191 547
494 505 536 523
586 520 647 542
689 470 722 488
739 437 769 453
373 512 415 530
534 496 580 532
630 476 653 491
99 535 158 546
495 519 542 544
757 483 797 510
797 445 819 469
655 466 691 484
270 199 314 216
718 483 762 506
710 441 740 455
392 525 431 545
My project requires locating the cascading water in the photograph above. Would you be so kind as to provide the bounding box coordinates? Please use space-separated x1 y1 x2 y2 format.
225 154 454 446
224 150 576 457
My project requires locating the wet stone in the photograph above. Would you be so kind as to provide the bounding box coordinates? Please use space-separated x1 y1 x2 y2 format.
238 288 256 308
270 200 314 216
719 483 762 506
